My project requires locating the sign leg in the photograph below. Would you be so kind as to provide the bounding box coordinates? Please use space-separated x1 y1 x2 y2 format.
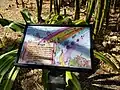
48 70 66 90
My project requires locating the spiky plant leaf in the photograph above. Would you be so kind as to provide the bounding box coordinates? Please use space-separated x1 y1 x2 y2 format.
2 67 19 90
8 22 25 32
55 17 73 25
0 49 17 60
20 9 34 24
66 71 82 90
0 19 13 27
0 57 14 83
73 19 88 25
94 51 120 73
0 49 18 83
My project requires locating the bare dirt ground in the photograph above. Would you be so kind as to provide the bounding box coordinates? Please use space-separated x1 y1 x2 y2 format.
0 0 24 22
0 0 120 90
0 0 51 22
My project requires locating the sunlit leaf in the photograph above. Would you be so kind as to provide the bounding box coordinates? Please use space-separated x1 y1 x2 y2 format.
20 9 34 24
73 19 88 25
94 50 120 73
0 49 17 60
66 71 82 90
3 67 19 90
66 71 72 86
55 17 73 25
0 60 13 83
8 22 25 32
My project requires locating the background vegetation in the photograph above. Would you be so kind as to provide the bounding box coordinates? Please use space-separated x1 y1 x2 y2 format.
0 0 120 90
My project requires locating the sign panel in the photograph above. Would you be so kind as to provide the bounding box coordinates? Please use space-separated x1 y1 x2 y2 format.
15 25 93 71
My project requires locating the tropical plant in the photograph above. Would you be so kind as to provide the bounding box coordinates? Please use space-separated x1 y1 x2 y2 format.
94 51 120 73
0 49 19 90
66 71 81 90
0 9 33 90
0 8 35 90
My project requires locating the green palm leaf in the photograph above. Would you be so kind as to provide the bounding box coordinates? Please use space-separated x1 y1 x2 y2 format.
8 22 25 32
0 49 18 83
0 19 13 27
94 51 120 73
66 71 82 90
3 67 19 90
20 9 34 24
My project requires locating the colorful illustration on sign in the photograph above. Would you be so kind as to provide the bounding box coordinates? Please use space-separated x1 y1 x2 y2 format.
18 26 91 69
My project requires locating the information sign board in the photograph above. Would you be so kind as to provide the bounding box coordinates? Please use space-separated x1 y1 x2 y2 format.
15 24 93 71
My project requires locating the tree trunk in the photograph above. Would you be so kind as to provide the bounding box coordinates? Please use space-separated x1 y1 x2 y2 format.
58 0 60 14
86 0 95 24
21 0 25 8
105 0 110 29
113 0 116 13
54 0 60 14
50 0 52 12
15 0 19 8
39 0 43 16
98 0 108 34
64 7 66 15
94 0 102 36
54 0 57 14
87 0 90 15
36 0 40 22
36 0 43 23
74 0 80 20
